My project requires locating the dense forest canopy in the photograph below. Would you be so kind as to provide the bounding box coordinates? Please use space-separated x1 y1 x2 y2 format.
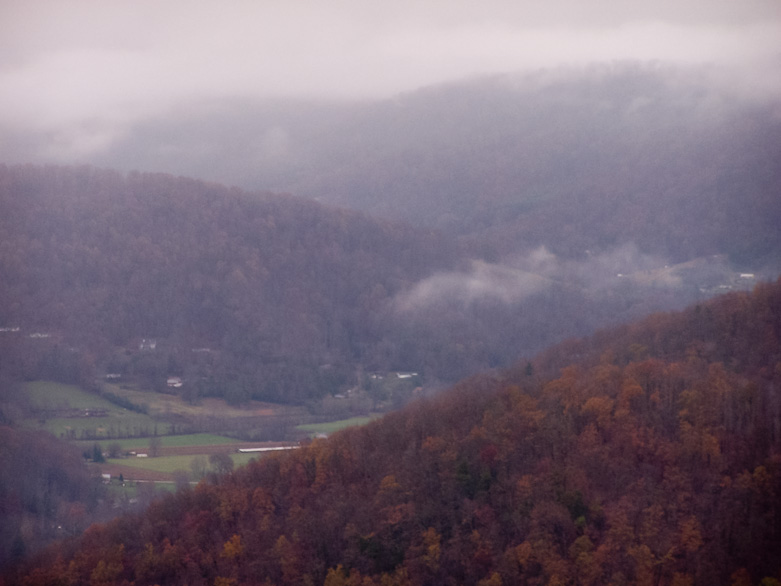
0 423 107 570
77 64 781 265
11 279 781 585
2 6 781 584
0 164 461 402
3 162 754 406
3 66 780 406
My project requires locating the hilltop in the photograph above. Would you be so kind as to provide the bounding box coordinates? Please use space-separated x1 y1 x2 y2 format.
0 164 460 404
83 63 781 266
3 163 760 406
12 279 781 585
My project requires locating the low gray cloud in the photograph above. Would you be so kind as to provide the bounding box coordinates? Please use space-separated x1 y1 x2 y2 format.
394 260 551 312
394 244 679 313
1 0 780 163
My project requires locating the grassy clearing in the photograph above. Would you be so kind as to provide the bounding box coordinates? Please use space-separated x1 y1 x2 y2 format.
108 455 207 474
27 414 169 440
296 416 373 435
25 381 114 410
105 481 180 499
21 381 167 439
102 383 287 419
106 452 259 476
74 433 239 451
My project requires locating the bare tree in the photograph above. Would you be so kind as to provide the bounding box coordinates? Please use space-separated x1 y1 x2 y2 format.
148 437 161 458
209 452 235 476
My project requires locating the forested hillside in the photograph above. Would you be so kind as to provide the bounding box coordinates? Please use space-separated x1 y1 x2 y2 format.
2 164 743 403
0 165 460 402
13 280 781 585
0 424 105 571
85 64 781 266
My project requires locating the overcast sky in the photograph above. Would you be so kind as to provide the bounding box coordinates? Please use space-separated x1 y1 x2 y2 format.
1 0 780 161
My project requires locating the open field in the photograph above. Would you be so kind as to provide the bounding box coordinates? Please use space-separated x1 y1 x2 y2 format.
100 452 264 481
21 381 170 439
26 380 112 409
20 380 383 482
74 433 241 452
102 383 288 418
21 380 307 440
296 416 374 435
26 414 170 439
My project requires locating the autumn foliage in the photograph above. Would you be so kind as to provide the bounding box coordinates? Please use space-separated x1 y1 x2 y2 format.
9 281 781 585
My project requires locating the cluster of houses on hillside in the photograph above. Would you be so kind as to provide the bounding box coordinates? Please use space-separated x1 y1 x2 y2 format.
0 326 53 338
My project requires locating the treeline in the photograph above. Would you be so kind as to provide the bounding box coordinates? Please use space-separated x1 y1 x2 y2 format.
88 63 781 266
287 64 781 266
0 164 462 402
0 426 103 570
1 164 721 404
13 280 781 585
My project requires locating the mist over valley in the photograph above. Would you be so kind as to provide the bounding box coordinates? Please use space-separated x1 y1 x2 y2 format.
2 1 781 582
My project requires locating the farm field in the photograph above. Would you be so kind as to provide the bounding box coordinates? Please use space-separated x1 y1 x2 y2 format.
26 380 112 409
19 381 383 482
21 381 169 439
99 450 276 481
102 382 291 418
74 432 241 452
296 416 375 435
106 452 257 474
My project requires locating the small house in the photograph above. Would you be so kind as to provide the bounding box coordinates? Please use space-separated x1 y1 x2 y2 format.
139 338 157 351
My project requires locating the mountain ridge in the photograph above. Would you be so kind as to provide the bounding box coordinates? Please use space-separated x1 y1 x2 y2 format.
4 163 756 403
66 63 781 266
11 278 781 585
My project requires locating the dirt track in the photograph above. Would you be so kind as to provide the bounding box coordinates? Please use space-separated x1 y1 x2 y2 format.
98 463 173 482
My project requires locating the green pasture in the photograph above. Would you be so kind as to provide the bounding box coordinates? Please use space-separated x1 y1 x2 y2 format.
22 381 168 439
107 452 258 475
102 382 297 419
105 481 179 500
75 433 239 451
25 381 112 410
28 414 170 440
296 416 373 435
102 383 203 417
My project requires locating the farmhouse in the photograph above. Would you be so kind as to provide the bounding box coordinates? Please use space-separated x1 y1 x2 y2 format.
139 338 157 351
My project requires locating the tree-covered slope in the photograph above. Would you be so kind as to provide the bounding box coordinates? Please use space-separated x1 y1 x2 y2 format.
14 280 781 585
0 424 104 571
85 63 781 266
290 65 781 265
4 164 745 401
0 164 460 402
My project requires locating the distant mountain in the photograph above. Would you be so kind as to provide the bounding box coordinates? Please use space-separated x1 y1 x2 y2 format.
0 165 461 403
13 280 781 585
80 63 781 266
0 164 772 404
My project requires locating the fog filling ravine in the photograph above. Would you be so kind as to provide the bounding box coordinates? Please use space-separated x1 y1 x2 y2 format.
2 1 781 584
